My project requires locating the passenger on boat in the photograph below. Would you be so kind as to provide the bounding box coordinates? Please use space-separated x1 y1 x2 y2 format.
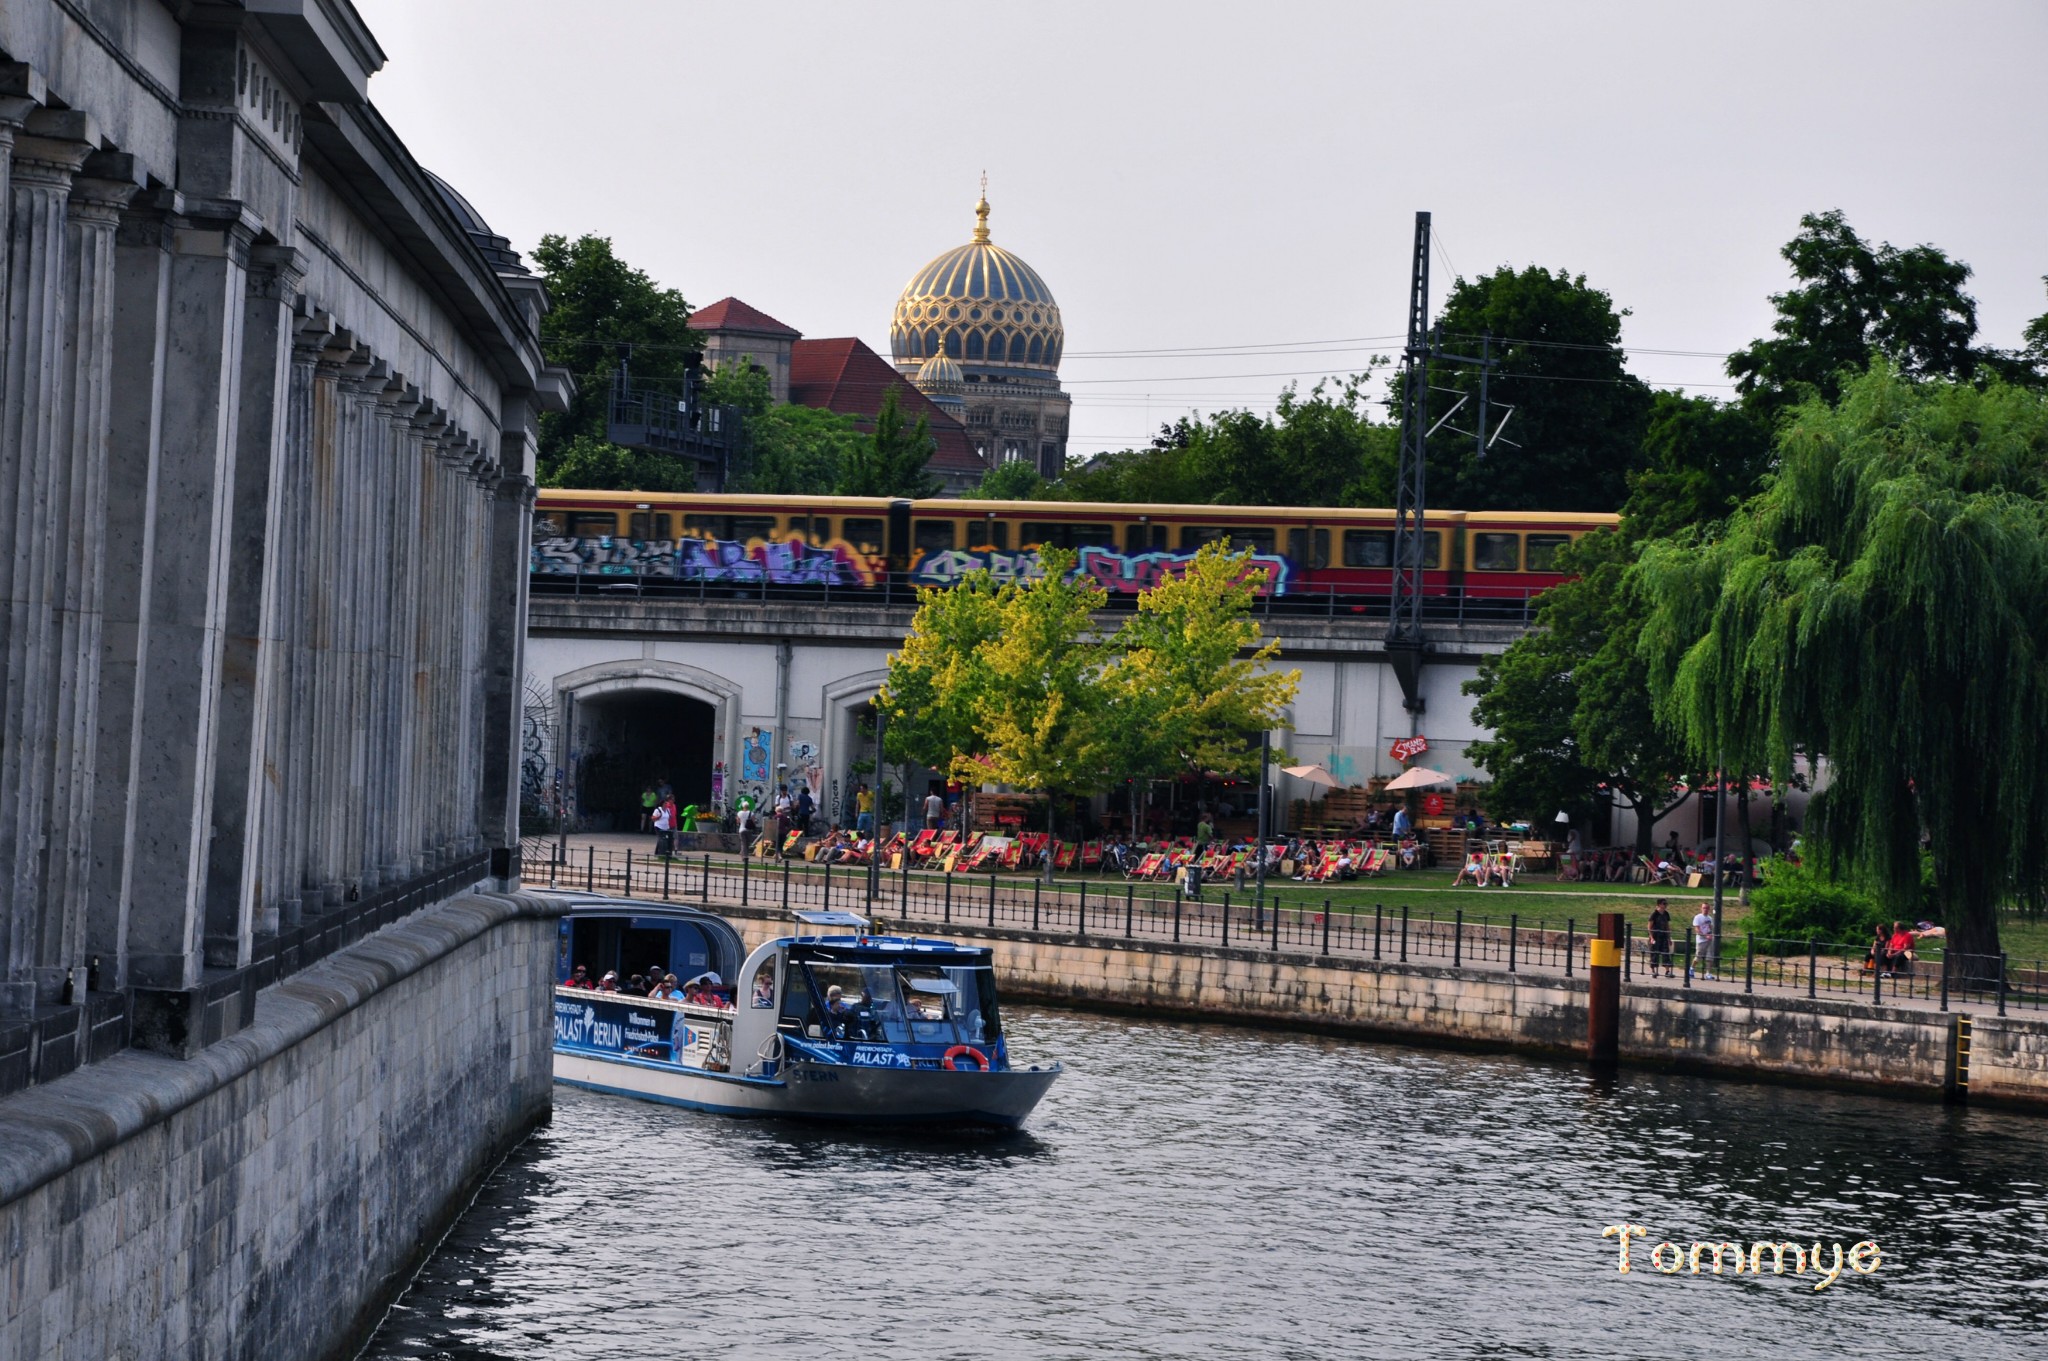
650 973 681 999
597 971 622 993
626 974 649 996
566 965 595 990
752 971 775 1007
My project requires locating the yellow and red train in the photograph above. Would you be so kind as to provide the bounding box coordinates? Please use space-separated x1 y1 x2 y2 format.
530 489 1618 605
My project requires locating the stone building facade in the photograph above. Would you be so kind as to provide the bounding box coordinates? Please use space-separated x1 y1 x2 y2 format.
0 0 569 1079
0 3 573 1357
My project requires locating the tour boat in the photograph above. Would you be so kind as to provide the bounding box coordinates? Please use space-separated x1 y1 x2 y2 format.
545 898 1060 1128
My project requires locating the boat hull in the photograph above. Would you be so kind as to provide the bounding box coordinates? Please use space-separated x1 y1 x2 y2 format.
554 1050 1060 1129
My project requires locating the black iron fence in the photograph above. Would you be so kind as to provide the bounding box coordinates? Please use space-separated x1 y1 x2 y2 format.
520 840 2044 1017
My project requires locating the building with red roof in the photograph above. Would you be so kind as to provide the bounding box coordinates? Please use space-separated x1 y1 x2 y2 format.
690 300 989 495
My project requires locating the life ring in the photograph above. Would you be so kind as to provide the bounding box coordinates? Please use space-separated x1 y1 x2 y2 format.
942 1045 989 1072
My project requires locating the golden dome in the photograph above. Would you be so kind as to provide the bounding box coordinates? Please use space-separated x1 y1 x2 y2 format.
890 191 1063 374
914 352 966 396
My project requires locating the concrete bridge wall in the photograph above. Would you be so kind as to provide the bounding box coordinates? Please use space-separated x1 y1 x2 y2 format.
524 595 1525 827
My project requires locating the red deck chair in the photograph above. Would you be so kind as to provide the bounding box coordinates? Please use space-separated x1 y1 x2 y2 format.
1080 840 1103 868
1054 841 1078 870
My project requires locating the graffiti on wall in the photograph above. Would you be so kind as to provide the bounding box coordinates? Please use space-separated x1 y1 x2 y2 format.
788 740 822 798
531 534 882 587
520 675 559 824
741 726 772 784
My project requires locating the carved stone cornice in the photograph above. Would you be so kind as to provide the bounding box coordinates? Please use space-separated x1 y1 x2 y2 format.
248 242 307 303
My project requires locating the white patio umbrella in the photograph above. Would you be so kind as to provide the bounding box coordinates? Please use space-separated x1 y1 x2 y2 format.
1382 766 1456 792
1281 763 1341 788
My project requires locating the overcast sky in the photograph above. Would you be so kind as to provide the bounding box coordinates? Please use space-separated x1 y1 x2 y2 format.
349 0 2046 458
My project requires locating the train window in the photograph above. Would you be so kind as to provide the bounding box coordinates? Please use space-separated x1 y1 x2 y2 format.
1125 523 1166 553
913 520 957 556
1342 530 1440 568
967 519 1009 550
627 512 672 540
730 517 775 543
1181 525 1274 555
683 514 725 539
1022 522 1117 550
1286 529 1331 568
1342 530 1392 567
1472 533 1520 572
566 513 616 538
1525 534 1571 571
534 511 567 538
787 514 831 542
842 518 885 556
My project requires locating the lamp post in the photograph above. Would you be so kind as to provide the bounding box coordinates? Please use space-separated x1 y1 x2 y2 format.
1255 727 1271 925
1711 751 1726 977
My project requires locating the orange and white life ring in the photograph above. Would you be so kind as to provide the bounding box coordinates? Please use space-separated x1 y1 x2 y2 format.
942 1045 989 1072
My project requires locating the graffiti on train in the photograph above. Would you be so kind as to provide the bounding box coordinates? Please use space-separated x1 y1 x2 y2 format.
907 549 1050 587
530 535 882 587
1075 546 1291 595
907 546 1293 595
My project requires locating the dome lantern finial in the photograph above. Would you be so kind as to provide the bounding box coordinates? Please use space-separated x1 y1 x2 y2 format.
973 170 991 244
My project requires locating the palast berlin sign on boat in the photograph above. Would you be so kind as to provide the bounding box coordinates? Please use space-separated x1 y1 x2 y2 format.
1390 735 1430 763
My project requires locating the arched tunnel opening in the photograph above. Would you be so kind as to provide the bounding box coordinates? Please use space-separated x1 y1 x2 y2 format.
574 690 715 830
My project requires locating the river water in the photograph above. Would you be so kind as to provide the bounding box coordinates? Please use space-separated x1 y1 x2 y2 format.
359 1008 2046 1360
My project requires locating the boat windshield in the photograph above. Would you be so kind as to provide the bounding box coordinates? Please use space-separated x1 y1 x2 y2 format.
796 962 1002 1047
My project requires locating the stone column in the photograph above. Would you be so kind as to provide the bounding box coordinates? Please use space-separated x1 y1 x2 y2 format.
0 62 51 382
40 157 143 999
88 194 176 992
123 201 255 994
0 110 94 1010
201 243 303 965
276 311 333 928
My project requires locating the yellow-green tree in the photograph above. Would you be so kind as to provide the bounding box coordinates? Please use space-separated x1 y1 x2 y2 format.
1104 542 1300 792
879 543 1298 840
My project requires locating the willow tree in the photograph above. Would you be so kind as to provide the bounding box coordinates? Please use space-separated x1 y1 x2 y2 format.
1635 365 2048 958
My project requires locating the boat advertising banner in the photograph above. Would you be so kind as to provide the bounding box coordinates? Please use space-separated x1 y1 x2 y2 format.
554 994 699 1063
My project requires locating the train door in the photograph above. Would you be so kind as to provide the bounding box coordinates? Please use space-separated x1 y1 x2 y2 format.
886 500 913 573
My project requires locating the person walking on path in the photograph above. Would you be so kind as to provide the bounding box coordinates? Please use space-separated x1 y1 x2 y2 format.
855 782 875 836
924 788 946 831
1691 902 1717 980
651 798 674 859
639 784 658 832
1648 899 1674 977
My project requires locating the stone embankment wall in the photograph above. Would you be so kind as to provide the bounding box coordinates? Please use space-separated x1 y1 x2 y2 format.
724 908 2048 1110
0 892 561 1361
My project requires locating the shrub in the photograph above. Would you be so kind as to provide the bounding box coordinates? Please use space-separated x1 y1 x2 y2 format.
1747 857 1888 951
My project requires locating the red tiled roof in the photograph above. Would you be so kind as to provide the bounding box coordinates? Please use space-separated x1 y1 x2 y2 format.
687 296 801 338
789 337 985 473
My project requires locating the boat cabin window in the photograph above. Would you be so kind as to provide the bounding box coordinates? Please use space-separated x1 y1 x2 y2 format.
788 960 1001 1046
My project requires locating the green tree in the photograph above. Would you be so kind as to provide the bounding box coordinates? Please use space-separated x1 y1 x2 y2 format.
1104 542 1300 792
1635 365 2048 959
835 387 941 498
1620 392 1775 542
1424 266 1652 512
975 458 1048 500
879 570 1008 776
704 359 868 494
1727 210 1982 420
545 433 697 493
532 233 700 485
1058 377 1397 507
1464 531 1696 850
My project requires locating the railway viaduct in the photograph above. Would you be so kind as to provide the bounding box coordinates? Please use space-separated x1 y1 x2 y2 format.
523 588 1533 832
0 4 571 1358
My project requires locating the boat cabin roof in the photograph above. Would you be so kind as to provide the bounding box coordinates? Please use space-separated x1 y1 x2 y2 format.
782 936 992 967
